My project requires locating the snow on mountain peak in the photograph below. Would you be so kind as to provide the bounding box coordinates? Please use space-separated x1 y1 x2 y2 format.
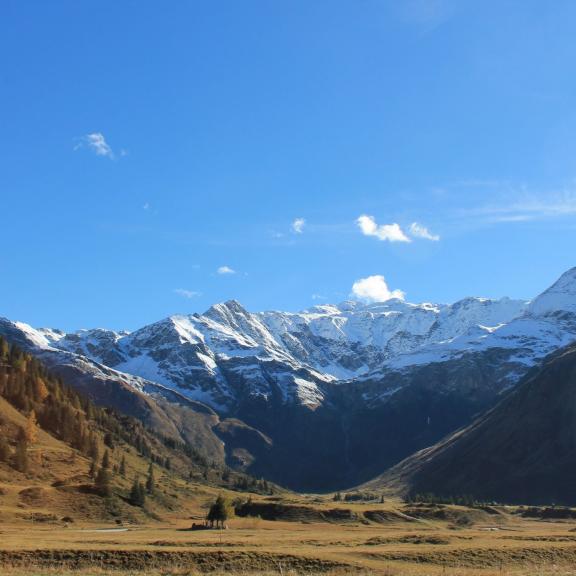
527 267 576 316
3 267 576 413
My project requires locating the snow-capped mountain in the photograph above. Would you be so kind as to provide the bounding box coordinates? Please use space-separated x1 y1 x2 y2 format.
375 268 576 375
4 291 530 411
1 267 576 491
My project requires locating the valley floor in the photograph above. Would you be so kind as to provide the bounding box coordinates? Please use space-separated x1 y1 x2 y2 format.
2 497 576 575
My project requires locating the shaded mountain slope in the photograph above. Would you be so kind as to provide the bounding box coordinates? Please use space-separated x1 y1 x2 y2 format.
365 342 576 505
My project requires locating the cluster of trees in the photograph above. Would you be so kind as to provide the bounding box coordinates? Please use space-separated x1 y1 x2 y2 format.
405 493 485 507
0 336 276 503
0 338 51 473
333 491 384 503
206 494 232 528
0 337 166 498
233 475 273 494
129 463 156 507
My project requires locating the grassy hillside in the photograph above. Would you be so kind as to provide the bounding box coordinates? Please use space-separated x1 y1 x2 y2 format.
0 336 276 525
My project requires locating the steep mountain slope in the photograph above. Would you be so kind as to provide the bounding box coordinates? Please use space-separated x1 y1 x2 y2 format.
0 337 271 525
1 267 576 491
4 294 530 413
365 342 576 505
0 319 272 476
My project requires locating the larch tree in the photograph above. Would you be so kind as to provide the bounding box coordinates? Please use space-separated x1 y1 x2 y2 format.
24 410 38 445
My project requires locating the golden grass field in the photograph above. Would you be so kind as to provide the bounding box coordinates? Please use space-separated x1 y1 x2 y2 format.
2 396 576 575
3 490 576 576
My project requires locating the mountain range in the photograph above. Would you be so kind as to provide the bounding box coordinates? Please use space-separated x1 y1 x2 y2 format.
366 340 576 505
1 267 576 491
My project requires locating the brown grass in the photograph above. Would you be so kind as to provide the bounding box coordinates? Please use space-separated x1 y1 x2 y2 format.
3 396 576 576
2 504 576 576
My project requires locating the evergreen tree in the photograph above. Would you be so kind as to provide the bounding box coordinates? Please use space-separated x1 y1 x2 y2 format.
101 449 110 470
146 462 155 494
88 433 99 462
207 494 232 528
14 438 28 473
119 455 127 477
129 478 146 507
95 466 112 497
0 337 10 361
89 458 98 478
104 432 114 449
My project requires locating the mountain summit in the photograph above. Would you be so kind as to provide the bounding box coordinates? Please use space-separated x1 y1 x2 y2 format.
1 267 575 490
528 266 576 316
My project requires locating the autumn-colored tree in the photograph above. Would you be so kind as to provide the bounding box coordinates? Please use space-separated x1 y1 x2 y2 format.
34 377 49 402
0 436 11 461
24 410 38 445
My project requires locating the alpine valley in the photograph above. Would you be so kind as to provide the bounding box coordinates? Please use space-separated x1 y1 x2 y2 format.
2 267 576 492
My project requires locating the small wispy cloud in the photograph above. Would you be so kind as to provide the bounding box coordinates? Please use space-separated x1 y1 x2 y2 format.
357 215 411 243
351 275 405 303
311 293 327 301
477 192 576 223
409 222 440 241
217 265 236 275
74 132 116 159
174 288 201 299
292 218 306 234
413 180 576 233
143 202 150 211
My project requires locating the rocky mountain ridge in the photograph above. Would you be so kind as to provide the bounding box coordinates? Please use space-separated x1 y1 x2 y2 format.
1 267 575 490
7 292 533 412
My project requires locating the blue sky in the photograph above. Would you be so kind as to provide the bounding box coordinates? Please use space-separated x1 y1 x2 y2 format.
2 0 576 331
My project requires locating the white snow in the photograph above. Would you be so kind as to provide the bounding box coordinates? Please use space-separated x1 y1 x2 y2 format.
3 267 576 412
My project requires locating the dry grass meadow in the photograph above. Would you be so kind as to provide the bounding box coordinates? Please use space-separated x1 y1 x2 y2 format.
1 390 576 575
3 489 576 576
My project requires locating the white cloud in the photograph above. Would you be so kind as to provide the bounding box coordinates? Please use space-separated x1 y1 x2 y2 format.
475 192 576 222
409 222 440 241
174 288 201 299
311 293 327 301
292 218 306 234
75 132 115 159
217 266 236 275
357 215 411 243
143 202 150 211
351 275 405 303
